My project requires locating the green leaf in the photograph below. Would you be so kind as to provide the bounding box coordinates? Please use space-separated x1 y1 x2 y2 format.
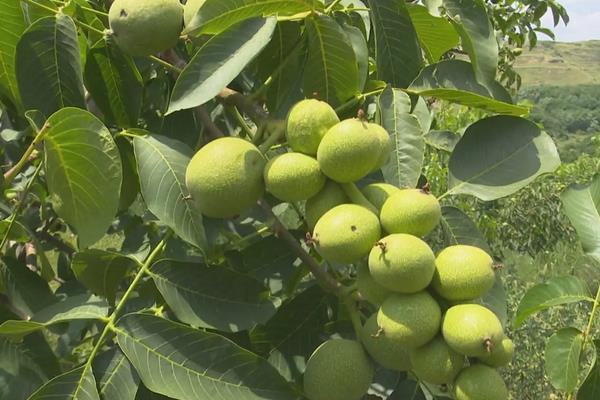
408 60 528 116
515 276 593 328
341 22 368 92
442 0 498 86
44 108 122 248
15 14 85 117
378 86 424 189
411 96 432 133
423 130 460 152
168 17 277 114
545 327 584 392
148 259 278 332
304 14 359 107
368 0 423 88
28 365 100 400
84 39 143 128
579 341 600 400
561 175 600 264
447 115 561 201
185 0 321 35
0 294 109 339
93 348 140 400
114 313 297 400
0 0 26 108
407 4 459 62
132 133 206 250
72 250 139 305
0 337 46 399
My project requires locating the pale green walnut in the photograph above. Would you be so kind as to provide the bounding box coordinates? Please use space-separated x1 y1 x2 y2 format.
368 123 392 170
409 336 464 385
431 245 496 301
286 99 340 155
263 153 325 201
183 0 205 28
317 119 382 183
185 137 265 219
368 233 436 293
303 339 374 400
380 189 441 237
453 365 509 400
361 314 411 371
313 204 381 264
478 336 514 367
109 0 183 56
305 180 348 229
442 304 504 357
377 291 441 348
357 263 391 306
361 183 400 211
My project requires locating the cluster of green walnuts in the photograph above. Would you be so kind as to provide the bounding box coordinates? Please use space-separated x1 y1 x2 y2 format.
185 98 513 400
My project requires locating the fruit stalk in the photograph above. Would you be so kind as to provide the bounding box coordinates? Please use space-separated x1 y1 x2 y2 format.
340 182 379 215
3 121 50 186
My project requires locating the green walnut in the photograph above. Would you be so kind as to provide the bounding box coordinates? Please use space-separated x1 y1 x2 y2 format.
263 153 325 201
303 339 374 400
183 0 205 28
361 183 400 211
409 336 464 385
305 181 348 229
313 204 381 264
453 364 509 400
109 0 183 56
368 233 436 293
380 189 441 237
377 291 441 348
185 137 265 219
357 263 392 306
442 304 504 357
317 119 382 183
286 99 340 155
368 123 392 170
478 336 514 367
361 314 411 371
431 245 496 301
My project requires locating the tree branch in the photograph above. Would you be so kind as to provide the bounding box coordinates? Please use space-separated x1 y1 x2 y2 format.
218 88 269 124
195 106 224 141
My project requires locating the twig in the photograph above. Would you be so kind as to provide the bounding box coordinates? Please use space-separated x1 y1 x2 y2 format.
218 88 269 124
195 106 224 140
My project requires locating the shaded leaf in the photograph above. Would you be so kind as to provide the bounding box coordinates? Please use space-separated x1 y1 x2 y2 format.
368 0 422 88
545 327 583 392
579 340 600 400
411 96 432 133
168 17 276 114
515 276 593 328
28 365 100 400
424 130 460 152
408 60 528 116
447 115 561 201
407 4 459 62
304 14 358 107
93 348 140 400
115 313 297 400
44 108 122 248
0 0 26 108
561 175 600 263
72 250 139 304
378 87 424 189
16 15 85 116
132 133 206 250
148 259 278 332
341 22 368 92
0 337 46 400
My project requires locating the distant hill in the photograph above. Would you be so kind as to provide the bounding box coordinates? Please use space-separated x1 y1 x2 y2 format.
515 40 600 87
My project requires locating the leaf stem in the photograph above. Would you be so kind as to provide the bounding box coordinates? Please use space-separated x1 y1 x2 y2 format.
3 122 49 186
23 0 107 35
22 0 58 15
340 182 378 215
258 123 286 153
576 282 600 393
148 55 182 74
342 291 363 338
325 0 344 14
228 106 255 139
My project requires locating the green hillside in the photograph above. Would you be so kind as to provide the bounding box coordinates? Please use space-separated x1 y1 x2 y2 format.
515 40 600 86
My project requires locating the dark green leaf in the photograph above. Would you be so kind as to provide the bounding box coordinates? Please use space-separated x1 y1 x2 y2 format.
561 175 600 263
411 96 432 133
148 259 278 332
0 0 26 108
341 22 368 92
0 337 46 400
114 313 297 400
515 276 593 328
368 0 423 88
44 108 122 248
28 365 100 400
93 348 140 400
378 86 424 189
424 130 460 152
72 250 139 304
447 115 561 200
84 39 143 128
132 133 206 250
579 341 600 400
304 14 359 106
16 15 85 116
408 60 528 116
117 137 140 211
545 327 583 392
407 4 459 62
168 17 276 114
185 0 321 36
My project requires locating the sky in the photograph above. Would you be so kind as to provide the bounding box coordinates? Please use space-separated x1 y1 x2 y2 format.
540 0 600 41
